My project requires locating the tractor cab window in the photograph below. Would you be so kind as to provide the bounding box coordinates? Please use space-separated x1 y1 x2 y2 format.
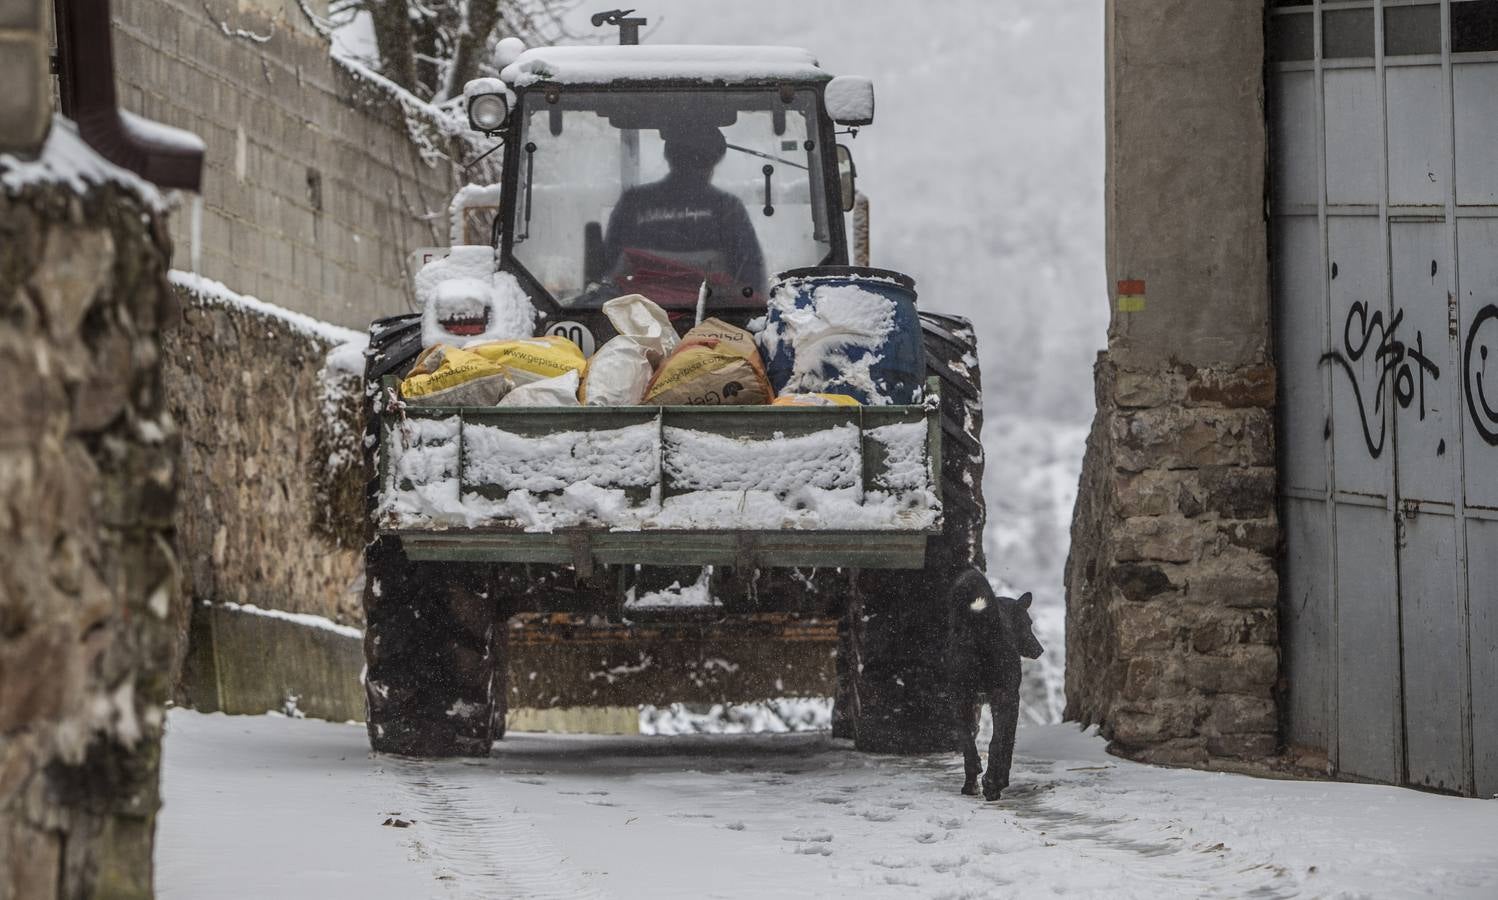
510 88 833 310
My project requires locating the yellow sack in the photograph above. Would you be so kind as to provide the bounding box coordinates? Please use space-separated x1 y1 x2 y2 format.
468 335 586 386
772 393 861 407
644 318 773 406
400 344 511 406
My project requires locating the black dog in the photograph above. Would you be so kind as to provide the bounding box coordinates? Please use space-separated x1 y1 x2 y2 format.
947 568 1044 800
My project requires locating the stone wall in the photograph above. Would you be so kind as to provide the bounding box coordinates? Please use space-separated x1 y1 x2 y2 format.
163 279 364 628
0 163 181 897
1066 359 1280 764
110 0 468 330
1064 0 1281 767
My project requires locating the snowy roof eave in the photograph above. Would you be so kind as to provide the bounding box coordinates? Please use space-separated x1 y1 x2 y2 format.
500 45 831 89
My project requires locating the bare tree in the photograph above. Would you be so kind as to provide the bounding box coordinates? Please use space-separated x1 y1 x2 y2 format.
335 0 580 102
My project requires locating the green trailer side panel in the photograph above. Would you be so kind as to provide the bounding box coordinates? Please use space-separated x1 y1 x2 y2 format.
376 378 943 569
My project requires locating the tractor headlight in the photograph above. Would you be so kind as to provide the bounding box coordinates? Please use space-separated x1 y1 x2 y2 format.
469 93 509 133
463 78 512 133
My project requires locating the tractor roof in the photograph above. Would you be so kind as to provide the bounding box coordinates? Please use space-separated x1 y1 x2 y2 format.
499 45 829 89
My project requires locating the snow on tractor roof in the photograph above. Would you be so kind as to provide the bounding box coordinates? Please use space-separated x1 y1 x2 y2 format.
499 45 829 88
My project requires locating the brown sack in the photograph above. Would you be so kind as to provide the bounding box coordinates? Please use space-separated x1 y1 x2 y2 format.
644 317 774 406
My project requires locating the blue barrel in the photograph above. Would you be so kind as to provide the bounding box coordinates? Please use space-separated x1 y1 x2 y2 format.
762 266 925 405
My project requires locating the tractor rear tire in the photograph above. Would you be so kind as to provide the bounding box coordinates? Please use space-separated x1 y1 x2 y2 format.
362 536 505 757
848 312 985 754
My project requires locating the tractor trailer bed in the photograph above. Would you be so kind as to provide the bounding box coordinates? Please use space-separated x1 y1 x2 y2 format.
375 377 943 571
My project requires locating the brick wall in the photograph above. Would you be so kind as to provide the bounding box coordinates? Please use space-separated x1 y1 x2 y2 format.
110 0 466 330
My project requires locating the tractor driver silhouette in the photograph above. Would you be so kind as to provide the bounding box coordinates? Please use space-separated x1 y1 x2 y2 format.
601 124 766 306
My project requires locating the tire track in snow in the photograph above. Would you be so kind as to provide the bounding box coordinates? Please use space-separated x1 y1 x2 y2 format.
389 757 605 899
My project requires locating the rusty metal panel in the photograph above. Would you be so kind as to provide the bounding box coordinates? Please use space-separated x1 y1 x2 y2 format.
1399 513 1467 792
1386 66 1449 208
1469 517 1498 798
1390 221 1457 505
1282 497 1333 751
1275 215 1330 494
1335 502 1402 784
1453 63 1498 205
1327 216 1394 496
1324 68 1382 205
505 614 836 707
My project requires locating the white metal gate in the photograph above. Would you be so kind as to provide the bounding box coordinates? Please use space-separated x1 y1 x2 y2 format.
1270 0 1497 796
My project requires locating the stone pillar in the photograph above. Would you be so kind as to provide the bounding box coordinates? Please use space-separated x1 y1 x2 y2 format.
0 172 182 894
1064 0 1279 765
0 0 52 156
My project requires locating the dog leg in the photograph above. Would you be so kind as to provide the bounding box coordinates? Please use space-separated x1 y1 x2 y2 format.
958 700 981 795
982 682 1019 801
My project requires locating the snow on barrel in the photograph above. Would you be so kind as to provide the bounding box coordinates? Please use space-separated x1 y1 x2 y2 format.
759 266 925 405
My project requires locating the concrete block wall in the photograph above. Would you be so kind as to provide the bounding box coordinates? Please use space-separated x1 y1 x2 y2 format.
110 0 463 330
1064 0 1281 766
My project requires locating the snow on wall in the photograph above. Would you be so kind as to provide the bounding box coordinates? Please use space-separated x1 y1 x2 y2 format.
214 601 364 641
169 270 365 347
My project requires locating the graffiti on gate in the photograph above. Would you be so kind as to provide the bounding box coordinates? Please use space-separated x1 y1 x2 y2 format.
1325 300 1498 454
1467 304 1498 446
1323 301 1441 458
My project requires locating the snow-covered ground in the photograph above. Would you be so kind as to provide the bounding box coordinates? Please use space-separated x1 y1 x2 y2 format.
157 710 1498 899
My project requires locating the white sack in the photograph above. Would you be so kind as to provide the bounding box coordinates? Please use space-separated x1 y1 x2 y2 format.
498 370 581 407
581 336 653 406
603 293 679 366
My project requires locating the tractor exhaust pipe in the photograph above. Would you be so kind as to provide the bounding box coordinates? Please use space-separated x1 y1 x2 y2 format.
592 9 647 45
853 191 871 267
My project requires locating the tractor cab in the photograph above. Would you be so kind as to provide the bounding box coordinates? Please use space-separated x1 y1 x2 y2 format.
464 41 874 336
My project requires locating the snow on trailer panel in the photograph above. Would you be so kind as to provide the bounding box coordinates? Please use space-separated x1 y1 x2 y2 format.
499 45 830 88
375 379 943 570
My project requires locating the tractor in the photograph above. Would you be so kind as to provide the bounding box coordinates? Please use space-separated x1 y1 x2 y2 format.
360 14 986 757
